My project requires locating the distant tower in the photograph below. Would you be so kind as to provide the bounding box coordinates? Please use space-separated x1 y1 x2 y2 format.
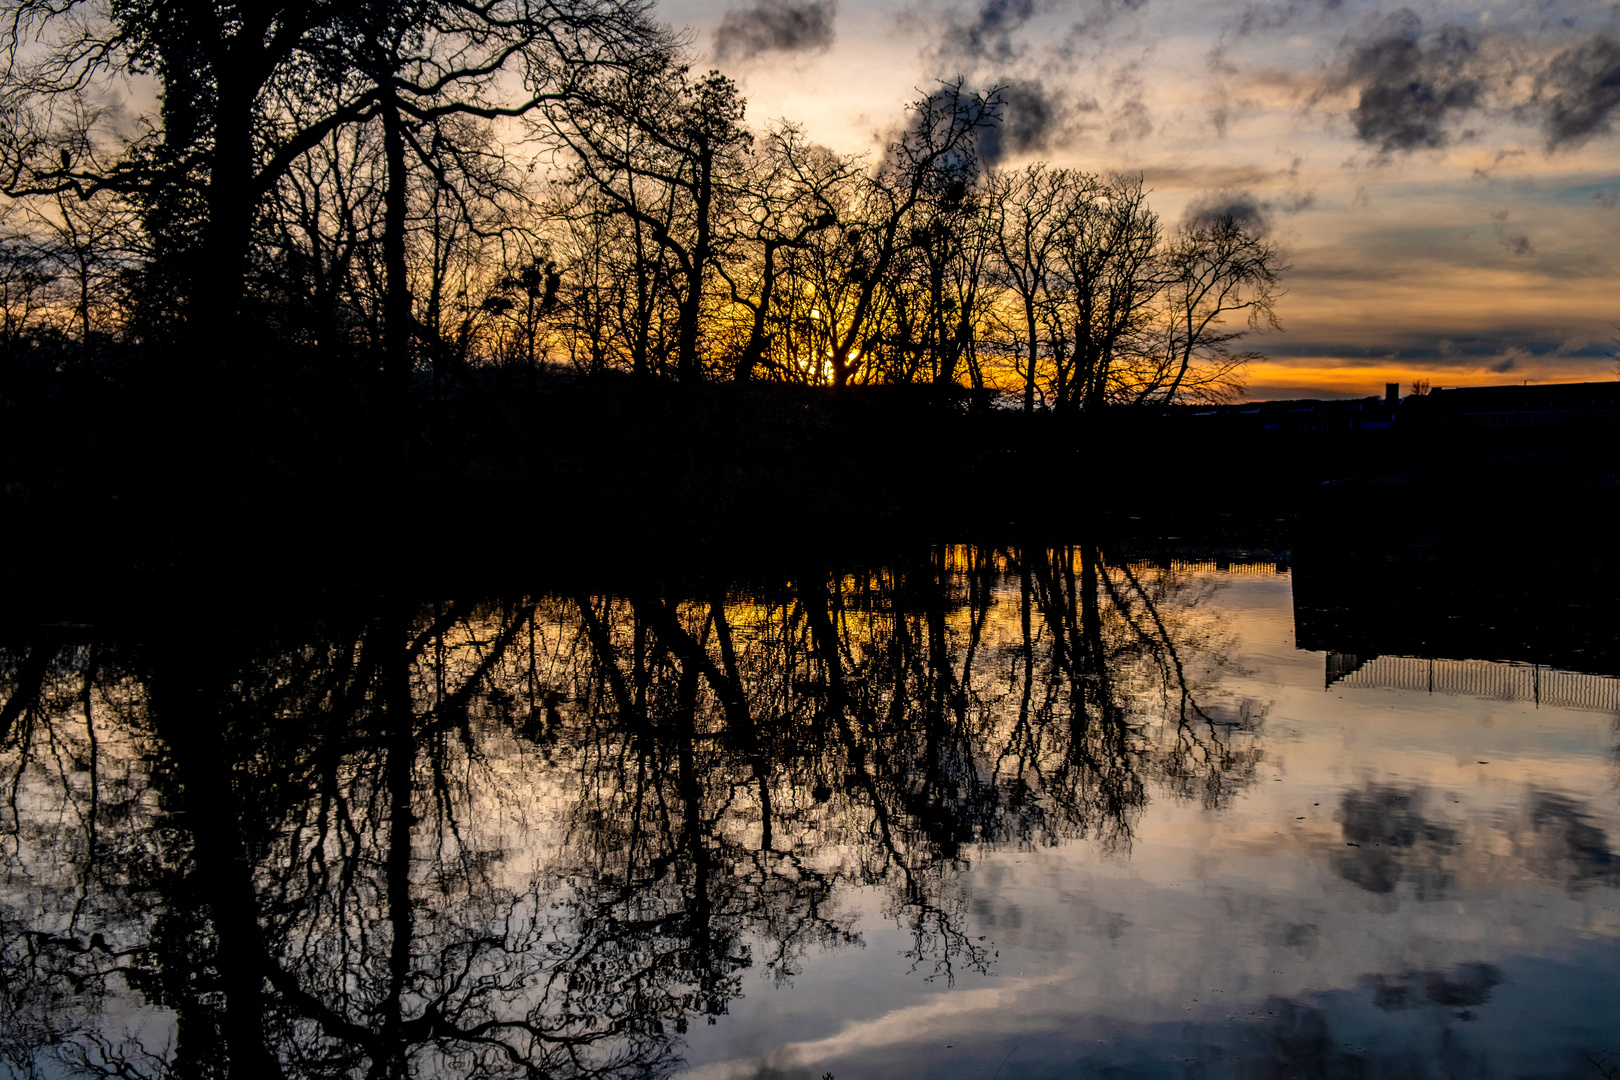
1385 383 1400 410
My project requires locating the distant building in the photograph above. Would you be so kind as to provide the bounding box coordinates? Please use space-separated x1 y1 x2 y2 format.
1404 381 1620 429
1171 380 1620 435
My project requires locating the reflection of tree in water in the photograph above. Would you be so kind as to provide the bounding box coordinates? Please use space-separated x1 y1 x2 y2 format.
0 545 1255 1077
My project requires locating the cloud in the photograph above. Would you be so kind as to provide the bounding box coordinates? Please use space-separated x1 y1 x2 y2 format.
932 0 1146 73
1335 11 1483 155
1183 189 1271 233
1499 233 1534 256
978 79 1088 164
934 0 1040 66
1490 209 1535 257
1323 15 1620 157
713 0 838 63
1277 189 1317 212
1537 32 1620 149
1106 62 1154 143
1139 164 1276 188
1061 0 1150 55
1233 0 1344 38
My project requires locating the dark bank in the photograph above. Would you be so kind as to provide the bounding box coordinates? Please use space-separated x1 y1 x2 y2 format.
8 350 1619 615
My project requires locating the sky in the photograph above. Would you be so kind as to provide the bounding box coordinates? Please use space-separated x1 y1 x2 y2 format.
660 0 1620 399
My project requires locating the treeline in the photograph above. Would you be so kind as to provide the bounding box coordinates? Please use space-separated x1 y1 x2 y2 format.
0 0 1285 414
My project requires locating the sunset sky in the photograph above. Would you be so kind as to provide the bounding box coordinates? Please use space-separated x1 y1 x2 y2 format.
664 0 1620 398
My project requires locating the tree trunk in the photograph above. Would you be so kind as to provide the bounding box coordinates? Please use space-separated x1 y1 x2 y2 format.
678 144 714 383
155 643 287 1080
1023 296 1039 414
734 244 777 382
197 67 256 369
381 90 412 395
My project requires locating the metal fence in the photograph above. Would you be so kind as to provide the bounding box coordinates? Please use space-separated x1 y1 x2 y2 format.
1327 653 1620 712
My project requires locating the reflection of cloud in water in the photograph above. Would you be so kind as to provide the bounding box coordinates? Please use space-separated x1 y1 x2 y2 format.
1519 791 1620 892
684 945 1620 1079
1329 784 1620 901
1334 784 1457 898
1364 961 1502 1014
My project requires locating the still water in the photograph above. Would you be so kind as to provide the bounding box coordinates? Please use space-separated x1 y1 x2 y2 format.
2 543 1617 1079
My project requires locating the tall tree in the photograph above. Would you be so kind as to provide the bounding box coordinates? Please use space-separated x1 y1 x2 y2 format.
1136 210 1284 405
550 65 750 382
0 0 669 384
823 80 997 389
1063 174 1161 412
987 164 1094 413
714 122 852 382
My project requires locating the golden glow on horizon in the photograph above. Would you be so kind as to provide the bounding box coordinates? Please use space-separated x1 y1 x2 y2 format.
1243 359 1618 399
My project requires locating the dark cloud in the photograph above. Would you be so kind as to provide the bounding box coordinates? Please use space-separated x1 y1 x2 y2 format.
1471 147 1527 180
1329 15 1620 156
935 0 1146 71
1264 921 1321 954
936 0 1039 66
1139 165 1276 188
1183 189 1271 234
1056 0 1150 64
1500 233 1534 256
1336 10 1483 154
713 0 837 63
1278 189 1317 212
1234 0 1343 38
1538 33 1620 149
1491 209 1535 257
1106 62 1153 143
1108 96 1152 142
1424 963 1502 1008
978 79 1087 164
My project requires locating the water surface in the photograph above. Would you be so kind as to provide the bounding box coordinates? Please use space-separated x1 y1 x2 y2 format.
2 544 1617 1078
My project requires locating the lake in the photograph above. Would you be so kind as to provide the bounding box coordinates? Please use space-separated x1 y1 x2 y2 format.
2 534 1617 1079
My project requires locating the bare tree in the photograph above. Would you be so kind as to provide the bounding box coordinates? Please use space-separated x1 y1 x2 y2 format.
1126 210 1284 406
1062 174 1162 412
713 122 853 382
0 0 670 385
987 164 1095 412
549 64 751 382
